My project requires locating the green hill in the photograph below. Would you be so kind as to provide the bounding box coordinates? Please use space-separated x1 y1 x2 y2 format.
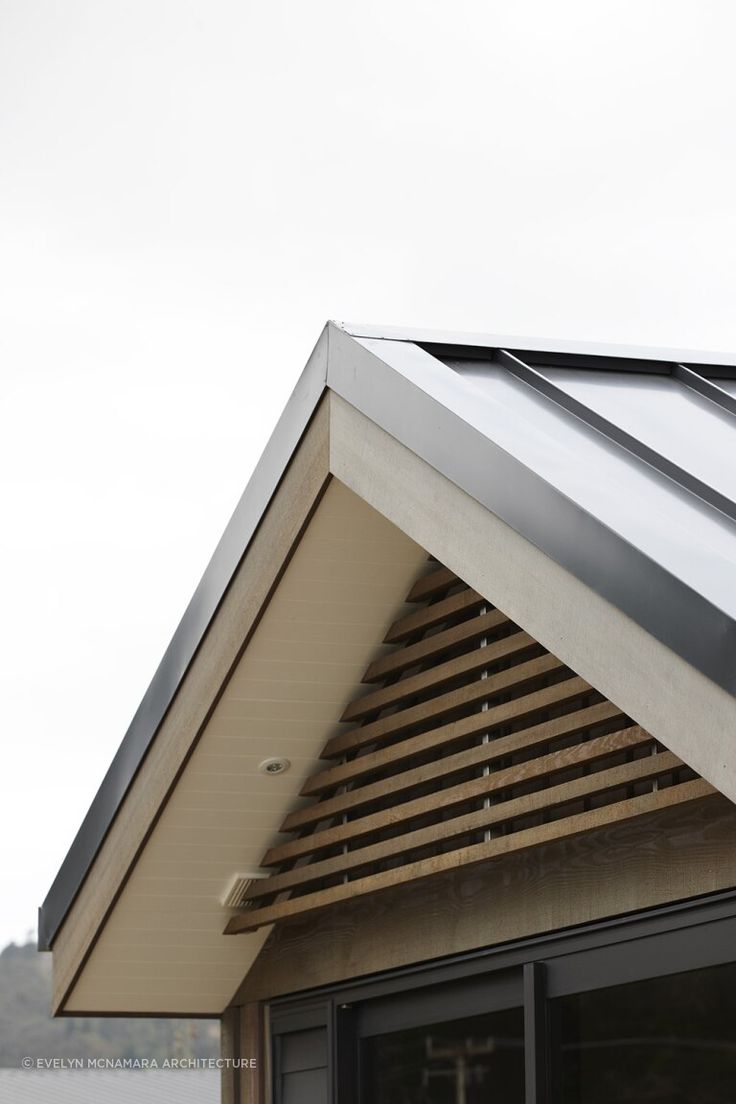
0 942 218 1067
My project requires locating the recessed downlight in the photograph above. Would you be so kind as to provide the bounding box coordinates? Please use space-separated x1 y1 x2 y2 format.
258 757 291 775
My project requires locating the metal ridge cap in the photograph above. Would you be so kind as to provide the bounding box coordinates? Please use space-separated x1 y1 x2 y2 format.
335 320 736 369
37 326 331 953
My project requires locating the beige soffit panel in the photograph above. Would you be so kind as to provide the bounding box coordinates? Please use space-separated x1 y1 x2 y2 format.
329 392 736 804
51 401 331 1013
62 476 425 1014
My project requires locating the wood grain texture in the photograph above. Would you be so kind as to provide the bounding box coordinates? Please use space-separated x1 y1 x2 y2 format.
220 1007 239 1104
321 654 572 763
226 780 713 933
220 1003 266 1104
406 565 458 602
364 608 510 683
245 538 663 944
311 672 588 791
235 794 734 1002
239 1002 265 1104
384 587 484 643
292 723 651 862
340 629 536 723
248 749 681 898
270 700 623 851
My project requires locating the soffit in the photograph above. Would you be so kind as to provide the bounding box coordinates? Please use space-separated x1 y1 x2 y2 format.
63 479 425 1014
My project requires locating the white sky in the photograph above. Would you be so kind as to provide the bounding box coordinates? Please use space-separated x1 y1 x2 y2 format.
2 0 736 949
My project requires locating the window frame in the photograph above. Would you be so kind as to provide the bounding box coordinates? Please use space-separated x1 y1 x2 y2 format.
268 888 736 1104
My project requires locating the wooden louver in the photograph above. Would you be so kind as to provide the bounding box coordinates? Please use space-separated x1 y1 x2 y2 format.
225 562 715 935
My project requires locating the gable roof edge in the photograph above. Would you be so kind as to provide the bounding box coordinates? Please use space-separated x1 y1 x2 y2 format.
38 326 330 951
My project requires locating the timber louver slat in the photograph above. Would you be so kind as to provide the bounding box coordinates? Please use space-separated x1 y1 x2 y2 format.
225 560 716 936
225 781 714 934
265 725 659 871
321 671 587 765
383 587 485 643
405 565 458 603
267 700 623 853
244 743 681 901
363 608 509 683
340 629 538 723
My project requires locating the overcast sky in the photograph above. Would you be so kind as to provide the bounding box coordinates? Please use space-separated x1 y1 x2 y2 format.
2 0 736 949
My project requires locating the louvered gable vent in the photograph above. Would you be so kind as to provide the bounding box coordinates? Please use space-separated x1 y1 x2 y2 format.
225 561 714 935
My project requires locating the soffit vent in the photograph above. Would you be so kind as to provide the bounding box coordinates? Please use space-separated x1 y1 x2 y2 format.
221 872 269 909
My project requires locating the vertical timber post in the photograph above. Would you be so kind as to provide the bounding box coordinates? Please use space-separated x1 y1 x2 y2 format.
241 1003 266 1104
222 1003 266 1104
221 1006 241 1104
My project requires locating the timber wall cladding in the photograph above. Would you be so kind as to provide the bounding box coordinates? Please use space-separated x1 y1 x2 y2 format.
225 563 715 935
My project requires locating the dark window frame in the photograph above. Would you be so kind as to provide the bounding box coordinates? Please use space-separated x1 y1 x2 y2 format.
268 888 736 1104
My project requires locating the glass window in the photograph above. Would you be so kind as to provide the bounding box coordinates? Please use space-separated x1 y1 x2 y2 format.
553 961 736 1103
361 1006 524 1103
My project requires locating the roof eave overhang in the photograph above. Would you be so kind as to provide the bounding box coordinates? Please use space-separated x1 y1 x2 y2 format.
38 325 331 952
40 320 736 961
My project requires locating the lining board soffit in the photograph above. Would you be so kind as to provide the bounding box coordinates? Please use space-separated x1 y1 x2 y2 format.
225 560 719 936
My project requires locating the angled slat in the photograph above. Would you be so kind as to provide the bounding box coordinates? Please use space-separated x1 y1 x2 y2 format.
318 653 568 765
293 671 591 812
247 748 682 899
383 588 484 644
225 780 717 933
278 726 653 871
223 543 717 939
341 629 536 723
405 565 459 602
364 608 510 683
267 701 623 858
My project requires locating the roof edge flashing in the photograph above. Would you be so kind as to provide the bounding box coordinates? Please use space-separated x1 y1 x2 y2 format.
38 325 330 952
337 320 736 371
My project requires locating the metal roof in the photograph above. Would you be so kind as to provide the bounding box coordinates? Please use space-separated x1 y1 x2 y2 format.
39 321 736 952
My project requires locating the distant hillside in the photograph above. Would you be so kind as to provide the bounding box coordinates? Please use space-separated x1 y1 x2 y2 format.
0 942 218 1068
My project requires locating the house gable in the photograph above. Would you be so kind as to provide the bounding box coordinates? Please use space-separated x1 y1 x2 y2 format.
42 326 736 1021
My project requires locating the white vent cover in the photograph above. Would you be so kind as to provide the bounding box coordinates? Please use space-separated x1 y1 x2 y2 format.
220 872 269 909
